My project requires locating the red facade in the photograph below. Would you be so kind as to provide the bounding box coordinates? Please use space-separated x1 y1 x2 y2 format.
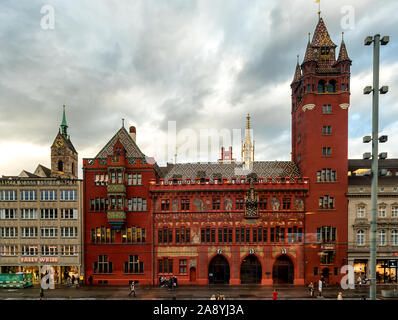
291 18 351 284
83 16 351 286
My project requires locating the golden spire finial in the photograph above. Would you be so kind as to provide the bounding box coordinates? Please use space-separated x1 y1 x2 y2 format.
122 118 125 127
308 32 311 42
246 114 251 129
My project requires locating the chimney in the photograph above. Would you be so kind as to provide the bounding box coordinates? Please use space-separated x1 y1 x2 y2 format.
129 126 136 142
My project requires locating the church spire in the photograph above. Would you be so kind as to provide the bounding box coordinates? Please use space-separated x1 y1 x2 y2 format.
311 17 337 48
242 114 254 169
61 104 68 139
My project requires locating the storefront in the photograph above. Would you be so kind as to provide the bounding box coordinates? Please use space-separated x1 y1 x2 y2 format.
0 266 20 274
376 260 398 284
353 260 367 281
61 266 80 283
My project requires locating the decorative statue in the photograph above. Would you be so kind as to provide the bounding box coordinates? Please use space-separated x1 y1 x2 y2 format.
270 198 280 211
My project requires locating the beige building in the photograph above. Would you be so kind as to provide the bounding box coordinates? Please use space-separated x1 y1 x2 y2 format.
0 106 83 284
348 159 398 284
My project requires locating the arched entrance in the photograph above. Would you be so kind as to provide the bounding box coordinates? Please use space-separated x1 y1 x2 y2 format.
189 267 196 282
273 255 294 284
240 255 262 284
208 255 230 284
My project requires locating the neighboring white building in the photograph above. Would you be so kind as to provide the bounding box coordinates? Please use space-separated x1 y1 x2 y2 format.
348 159 398 284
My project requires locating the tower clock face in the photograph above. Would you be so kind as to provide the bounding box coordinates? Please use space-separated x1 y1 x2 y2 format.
55 137 64 148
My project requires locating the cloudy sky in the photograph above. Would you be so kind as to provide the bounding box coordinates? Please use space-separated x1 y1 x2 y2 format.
1 0 397 178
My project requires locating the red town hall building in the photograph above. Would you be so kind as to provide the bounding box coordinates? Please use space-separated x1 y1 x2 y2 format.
83 16 351 286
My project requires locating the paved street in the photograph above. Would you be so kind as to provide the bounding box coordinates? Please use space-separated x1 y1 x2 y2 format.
1 284 397 300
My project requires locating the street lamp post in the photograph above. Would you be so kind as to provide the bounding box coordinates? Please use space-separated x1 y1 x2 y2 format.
363 34 389 300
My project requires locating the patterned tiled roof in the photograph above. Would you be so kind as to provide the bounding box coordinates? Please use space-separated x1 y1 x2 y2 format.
311 18 337 48
162 161 301 183
292 62 302 84
95 127 145 158
302 41 317 64
336 40 351 63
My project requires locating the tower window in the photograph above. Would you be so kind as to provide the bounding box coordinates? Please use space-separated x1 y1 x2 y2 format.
322 147 332 157
58 160 63 172
328 80 337 93
322 126 332 135
322 104 332 114
317 80 327 93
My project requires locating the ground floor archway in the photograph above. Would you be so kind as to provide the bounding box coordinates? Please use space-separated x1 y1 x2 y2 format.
208 255 230 284
272 255 294 284
240 255 262 284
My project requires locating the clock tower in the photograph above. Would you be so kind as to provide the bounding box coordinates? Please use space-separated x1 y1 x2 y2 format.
51 105 78 178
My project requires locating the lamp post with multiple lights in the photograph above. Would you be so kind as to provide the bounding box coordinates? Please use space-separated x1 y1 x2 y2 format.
363 34 390 300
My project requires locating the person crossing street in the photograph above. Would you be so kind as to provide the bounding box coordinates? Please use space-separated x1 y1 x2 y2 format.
128 281 136 297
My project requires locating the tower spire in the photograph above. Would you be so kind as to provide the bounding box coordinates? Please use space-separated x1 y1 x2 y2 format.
61 104 68 139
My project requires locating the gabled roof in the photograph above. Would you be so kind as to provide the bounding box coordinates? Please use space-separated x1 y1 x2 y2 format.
34 164 52 178
311 18 337 48
18 170 39 178
162 161 301 183
95 127 145 159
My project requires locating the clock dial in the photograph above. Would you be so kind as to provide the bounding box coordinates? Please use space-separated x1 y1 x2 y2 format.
55 138 64 148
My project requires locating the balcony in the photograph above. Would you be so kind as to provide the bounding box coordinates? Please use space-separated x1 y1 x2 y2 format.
107 184 126 195
107 211 126 229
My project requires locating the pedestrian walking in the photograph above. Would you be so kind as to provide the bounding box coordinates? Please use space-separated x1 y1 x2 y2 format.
71 275 75 285
174 275 178 288
308 282 314 297
318 279 323 297
272 289 278 300
168 276 173 290
40 288 44 300
210 294 216 300
88 275 93 285
128 281 136 297
337 292 343 300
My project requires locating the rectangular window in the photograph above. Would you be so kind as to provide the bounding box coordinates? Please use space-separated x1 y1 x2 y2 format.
282 198 291 210
392 206 398 218
259 198 267 210
253 228 257 243
1 245 18 256
212 198 220 210
41 245 58 256
60 227 78 238
40 208 58 219
40 227 57 238
322 104 332 114
236 228 240 243
95 255 112 274
246 228 250 243
319 195 335 210
322 126 332 135
270 228 275 243
378 205 387 218
179 259 187 274
0 190 17 201
60 190 78 201
322 147 332 157
161 199 170 211
20 190 37 201
40 190 57 201
0 209 17 219
0 227 18 238
124 255 144 274
317 226 337 243
21 245 38 256
236 198 244 210
61 245 77 256
20 209 38 220
21 227 38 238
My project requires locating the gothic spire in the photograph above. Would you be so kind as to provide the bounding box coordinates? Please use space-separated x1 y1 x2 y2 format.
302 33 317 64
60 104 68 139
336 32 352 63
292 55 302 84
311 17 337 48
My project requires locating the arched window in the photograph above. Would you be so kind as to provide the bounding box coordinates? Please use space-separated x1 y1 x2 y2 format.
328 80 337 93
317 80 326 93
357 230 364 246
392 230 398 246
58 160 63 172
